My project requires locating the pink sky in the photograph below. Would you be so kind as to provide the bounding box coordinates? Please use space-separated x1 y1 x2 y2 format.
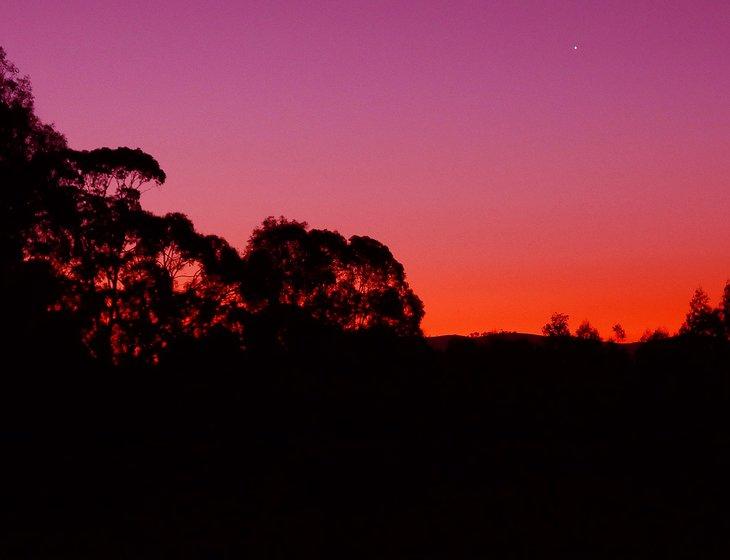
3 1 730 338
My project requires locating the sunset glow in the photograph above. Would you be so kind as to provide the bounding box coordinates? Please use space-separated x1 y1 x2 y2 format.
4 1 729 339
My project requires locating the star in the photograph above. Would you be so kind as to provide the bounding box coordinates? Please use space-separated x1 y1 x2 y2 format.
572 44 579 50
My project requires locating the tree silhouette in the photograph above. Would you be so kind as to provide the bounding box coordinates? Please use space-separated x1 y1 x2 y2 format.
53 147 170 361
542 312 570 337
679 287 723 338
611 323 626 342
0 47 72 365
575 320 601 341
721 280 730 338
241 217 423 337
0 47 66 265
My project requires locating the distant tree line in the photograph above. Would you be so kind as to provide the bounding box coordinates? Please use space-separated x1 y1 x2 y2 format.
538 284 730 343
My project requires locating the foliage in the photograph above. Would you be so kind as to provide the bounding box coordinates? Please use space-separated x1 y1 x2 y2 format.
542 312 570 337
242 217 423 337
679 287 724 338
575 320 601 341
640 327 670 343
1 49 423 364
611 323 626 342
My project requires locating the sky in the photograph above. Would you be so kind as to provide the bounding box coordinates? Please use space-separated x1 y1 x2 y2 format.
3 1 730 339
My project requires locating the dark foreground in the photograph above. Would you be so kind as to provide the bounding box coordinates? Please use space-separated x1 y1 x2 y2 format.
2 332 729 559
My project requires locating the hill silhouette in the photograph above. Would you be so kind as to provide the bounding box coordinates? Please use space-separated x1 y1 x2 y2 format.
429 331 548 350
428 331 645 352
2 47 730 559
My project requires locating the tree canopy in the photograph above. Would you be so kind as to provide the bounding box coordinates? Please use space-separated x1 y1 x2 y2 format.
0 49 424 366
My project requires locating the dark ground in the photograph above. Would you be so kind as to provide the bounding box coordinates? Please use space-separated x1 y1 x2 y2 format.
1 332 728 559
